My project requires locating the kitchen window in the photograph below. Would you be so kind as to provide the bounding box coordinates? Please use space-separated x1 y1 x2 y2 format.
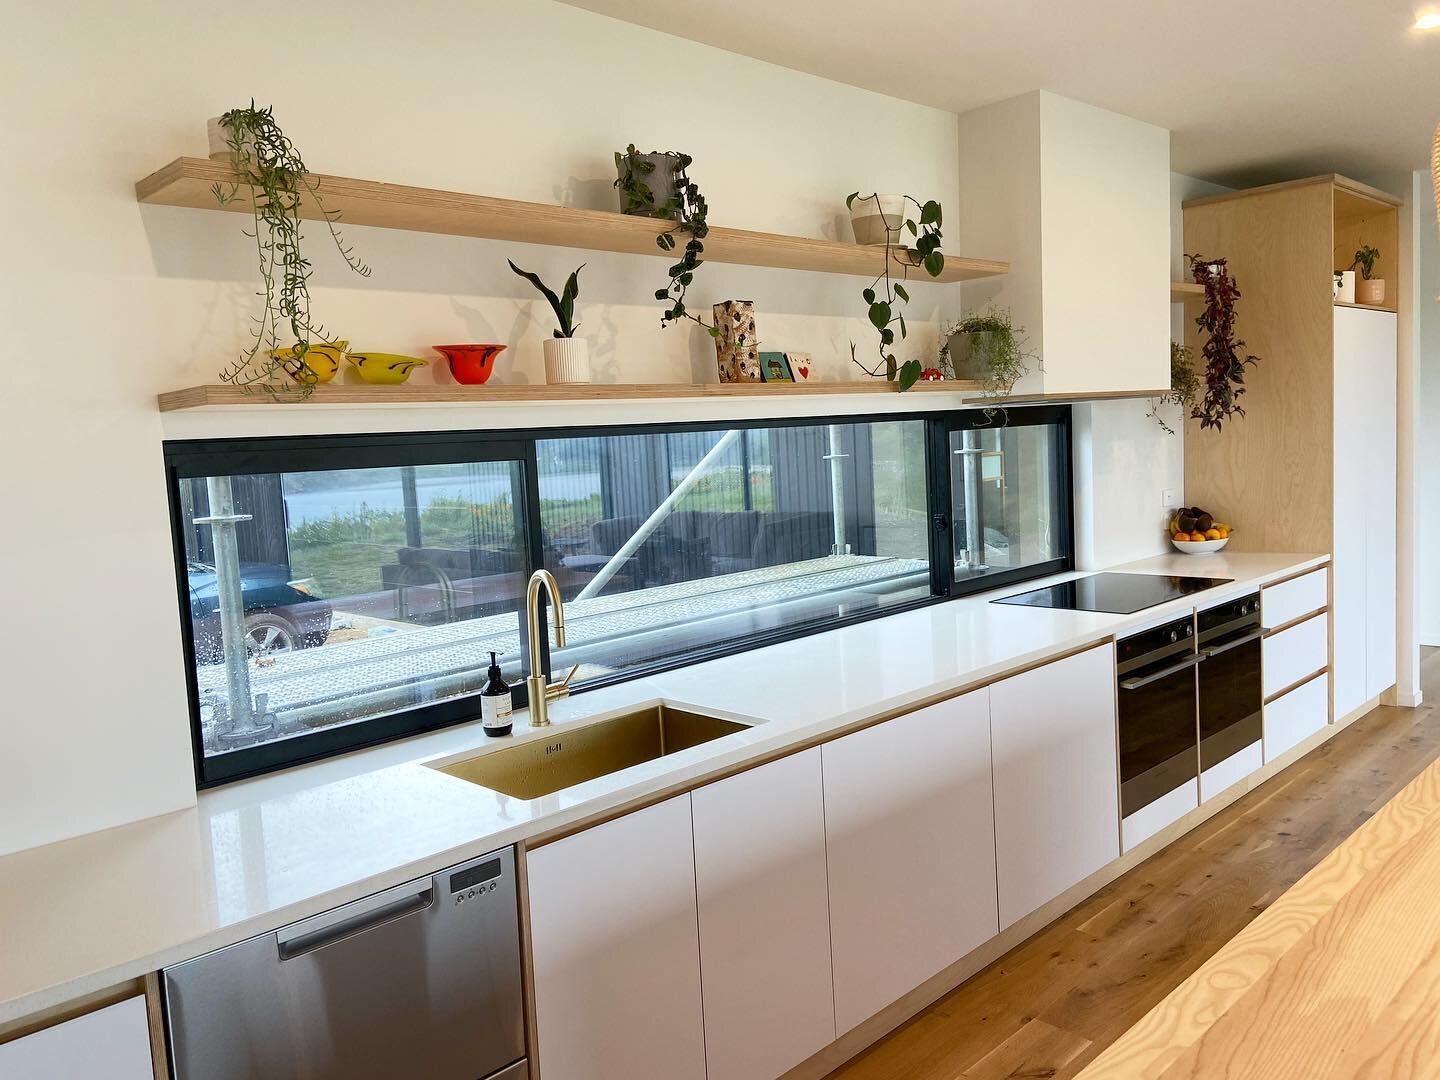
165 409 1072 785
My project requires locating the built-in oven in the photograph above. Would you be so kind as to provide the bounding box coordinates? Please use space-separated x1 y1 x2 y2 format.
1197 592 1265 792
1116 611 1200 826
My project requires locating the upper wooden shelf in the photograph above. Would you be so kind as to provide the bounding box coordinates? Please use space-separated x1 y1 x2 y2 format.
158 379 986 412
1170 282 1205 302
137 157 1009 284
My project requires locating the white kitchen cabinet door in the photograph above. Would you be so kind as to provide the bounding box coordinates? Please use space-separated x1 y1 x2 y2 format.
1363 312 1398 701
691 748 834 1080
823 687 998 1035
1262 614 1330 699
0 997 153 1079
527 795 705 1080
1333 307 1398 717
991 644 1120 930
1265 673 1329 763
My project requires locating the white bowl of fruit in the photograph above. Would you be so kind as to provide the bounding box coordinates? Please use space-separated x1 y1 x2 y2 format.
1169 507 1232 554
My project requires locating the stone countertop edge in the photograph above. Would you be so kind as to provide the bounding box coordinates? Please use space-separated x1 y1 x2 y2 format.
0 551 1328 1024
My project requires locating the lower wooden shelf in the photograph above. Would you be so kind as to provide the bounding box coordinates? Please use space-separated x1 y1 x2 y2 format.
157 380 985 412
1170 282 1206 302
1333 299 1398 314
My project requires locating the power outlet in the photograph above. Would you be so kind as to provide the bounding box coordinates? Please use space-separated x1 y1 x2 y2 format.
1161 489 1180 509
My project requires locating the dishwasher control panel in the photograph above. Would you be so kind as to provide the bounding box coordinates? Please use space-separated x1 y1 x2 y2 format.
451 855 505 905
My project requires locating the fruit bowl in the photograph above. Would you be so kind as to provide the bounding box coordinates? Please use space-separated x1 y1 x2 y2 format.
1172 536 1229 555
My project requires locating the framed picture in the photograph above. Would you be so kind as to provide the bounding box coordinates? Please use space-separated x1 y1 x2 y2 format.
759 351 794 383
785 351 817 381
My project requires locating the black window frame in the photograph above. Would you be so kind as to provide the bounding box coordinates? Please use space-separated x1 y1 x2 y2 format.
928 404 1075 598
163 406 1073 788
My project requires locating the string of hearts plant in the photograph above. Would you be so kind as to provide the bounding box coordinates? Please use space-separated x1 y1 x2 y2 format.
846 193 944 391
614 145 719 340
1187 254 1258 430
211 102 371 396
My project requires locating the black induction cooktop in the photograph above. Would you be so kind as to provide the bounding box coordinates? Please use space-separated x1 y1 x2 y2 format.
993 572 1233 614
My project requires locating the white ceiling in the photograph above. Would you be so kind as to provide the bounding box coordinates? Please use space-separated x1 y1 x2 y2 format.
562 0 1440 192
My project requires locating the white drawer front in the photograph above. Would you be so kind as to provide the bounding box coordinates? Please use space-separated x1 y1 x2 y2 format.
1262 567 1328 629
1263 613 1328 699
1264 673 1329 762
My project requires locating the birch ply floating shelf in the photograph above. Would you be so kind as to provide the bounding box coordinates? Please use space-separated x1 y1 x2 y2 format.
136 157 1009 284
1170 282 1206 302
157 380 986 412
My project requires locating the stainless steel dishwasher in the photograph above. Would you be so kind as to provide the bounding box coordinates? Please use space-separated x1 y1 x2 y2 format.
163 847 526 1080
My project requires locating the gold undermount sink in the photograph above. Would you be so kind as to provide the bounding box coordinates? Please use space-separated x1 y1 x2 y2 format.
435 704 754 800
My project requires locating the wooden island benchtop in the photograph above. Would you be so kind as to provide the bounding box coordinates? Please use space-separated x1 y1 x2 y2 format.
1077 754 1440 1079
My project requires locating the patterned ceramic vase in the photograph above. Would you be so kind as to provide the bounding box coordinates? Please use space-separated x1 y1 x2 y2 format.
713 301 761 383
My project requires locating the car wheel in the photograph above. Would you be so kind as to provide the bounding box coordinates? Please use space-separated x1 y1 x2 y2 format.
244 613 299 658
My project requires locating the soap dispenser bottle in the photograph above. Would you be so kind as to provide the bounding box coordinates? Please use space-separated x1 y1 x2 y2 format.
480 651 514 737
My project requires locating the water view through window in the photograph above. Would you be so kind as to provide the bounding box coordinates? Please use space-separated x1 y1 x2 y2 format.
168 411 1068 783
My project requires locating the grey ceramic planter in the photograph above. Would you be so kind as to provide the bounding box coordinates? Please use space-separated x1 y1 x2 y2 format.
616 151 684 219
946 329 1007 381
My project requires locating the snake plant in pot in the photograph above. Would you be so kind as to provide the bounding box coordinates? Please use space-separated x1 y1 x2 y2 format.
508 261 590 383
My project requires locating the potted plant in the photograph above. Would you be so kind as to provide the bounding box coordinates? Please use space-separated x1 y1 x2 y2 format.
1187 254 1258 430
938 309 1036 400
1350 245 1385 305
208 103 372 396
847 192 945 391
850 194 908 246
1333 268 1356 303
1148 340 1202 435
615 145 718 340
508 261 588 383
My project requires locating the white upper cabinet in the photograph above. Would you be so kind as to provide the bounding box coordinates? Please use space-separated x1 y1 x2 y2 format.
691 748 834 1080
823 688 999 1035
990 644 1120 929
958 91 1171 395
526 795 706 1080
0 997 153 1079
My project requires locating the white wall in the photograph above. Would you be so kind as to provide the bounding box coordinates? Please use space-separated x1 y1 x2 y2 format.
0 0 961 854
1417 172 1440 645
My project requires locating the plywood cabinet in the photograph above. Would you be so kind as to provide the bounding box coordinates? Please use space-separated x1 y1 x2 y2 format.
0 997 154 1079
1183 175 1399 725
526 795 706 1080
691 748 835 1080
990 644 1120 929
823 688 999 1035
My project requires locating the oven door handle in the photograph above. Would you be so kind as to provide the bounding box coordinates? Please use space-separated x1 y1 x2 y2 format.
1118 651 1206 690
1204 627 1267 657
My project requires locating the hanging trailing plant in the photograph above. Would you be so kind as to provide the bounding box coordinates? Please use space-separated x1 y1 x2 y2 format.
211 102 371 395
1148 340 1202 435
846 193 944 391
1187 254 1257 430
937 309 1036 400
614 145 718 339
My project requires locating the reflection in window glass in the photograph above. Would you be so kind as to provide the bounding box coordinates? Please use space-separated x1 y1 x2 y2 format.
178 461 529 759
950 422 1063 582
538 420 932 681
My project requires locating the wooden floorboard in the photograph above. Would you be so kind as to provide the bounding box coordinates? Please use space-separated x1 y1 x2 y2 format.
827 653 1440 1080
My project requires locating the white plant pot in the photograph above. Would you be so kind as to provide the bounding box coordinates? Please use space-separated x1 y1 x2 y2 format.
1333 270 1356 304
850 194 908 246
544 337 591 384
206 116 254 162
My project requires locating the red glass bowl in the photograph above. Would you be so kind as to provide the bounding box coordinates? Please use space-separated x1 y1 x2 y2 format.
433 343 506 385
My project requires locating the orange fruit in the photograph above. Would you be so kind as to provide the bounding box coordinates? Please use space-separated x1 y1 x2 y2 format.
1216 526 1230 539
1173 531 1187 542
1205 528 1222 541
1190 532 1206 542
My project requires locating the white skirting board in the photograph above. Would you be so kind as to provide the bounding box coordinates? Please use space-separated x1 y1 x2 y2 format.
1200 742 1264 804
1121 779 1198 853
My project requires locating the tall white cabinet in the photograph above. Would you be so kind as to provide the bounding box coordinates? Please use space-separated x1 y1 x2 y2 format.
1333 306 1398 717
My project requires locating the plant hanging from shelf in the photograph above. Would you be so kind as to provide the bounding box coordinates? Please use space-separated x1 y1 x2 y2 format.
846 193 944 391
938 308 1035 401
211 102 371 395
1148 340 1202 435
1187 254 1257 430
614 145 718 339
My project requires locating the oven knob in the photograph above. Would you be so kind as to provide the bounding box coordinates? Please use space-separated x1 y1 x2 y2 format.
1168 630 1178 642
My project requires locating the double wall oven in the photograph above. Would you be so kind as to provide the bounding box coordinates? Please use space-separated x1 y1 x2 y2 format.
1116 593 1264 850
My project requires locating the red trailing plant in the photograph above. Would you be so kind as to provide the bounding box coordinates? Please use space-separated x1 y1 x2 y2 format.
1187 254 1258 431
